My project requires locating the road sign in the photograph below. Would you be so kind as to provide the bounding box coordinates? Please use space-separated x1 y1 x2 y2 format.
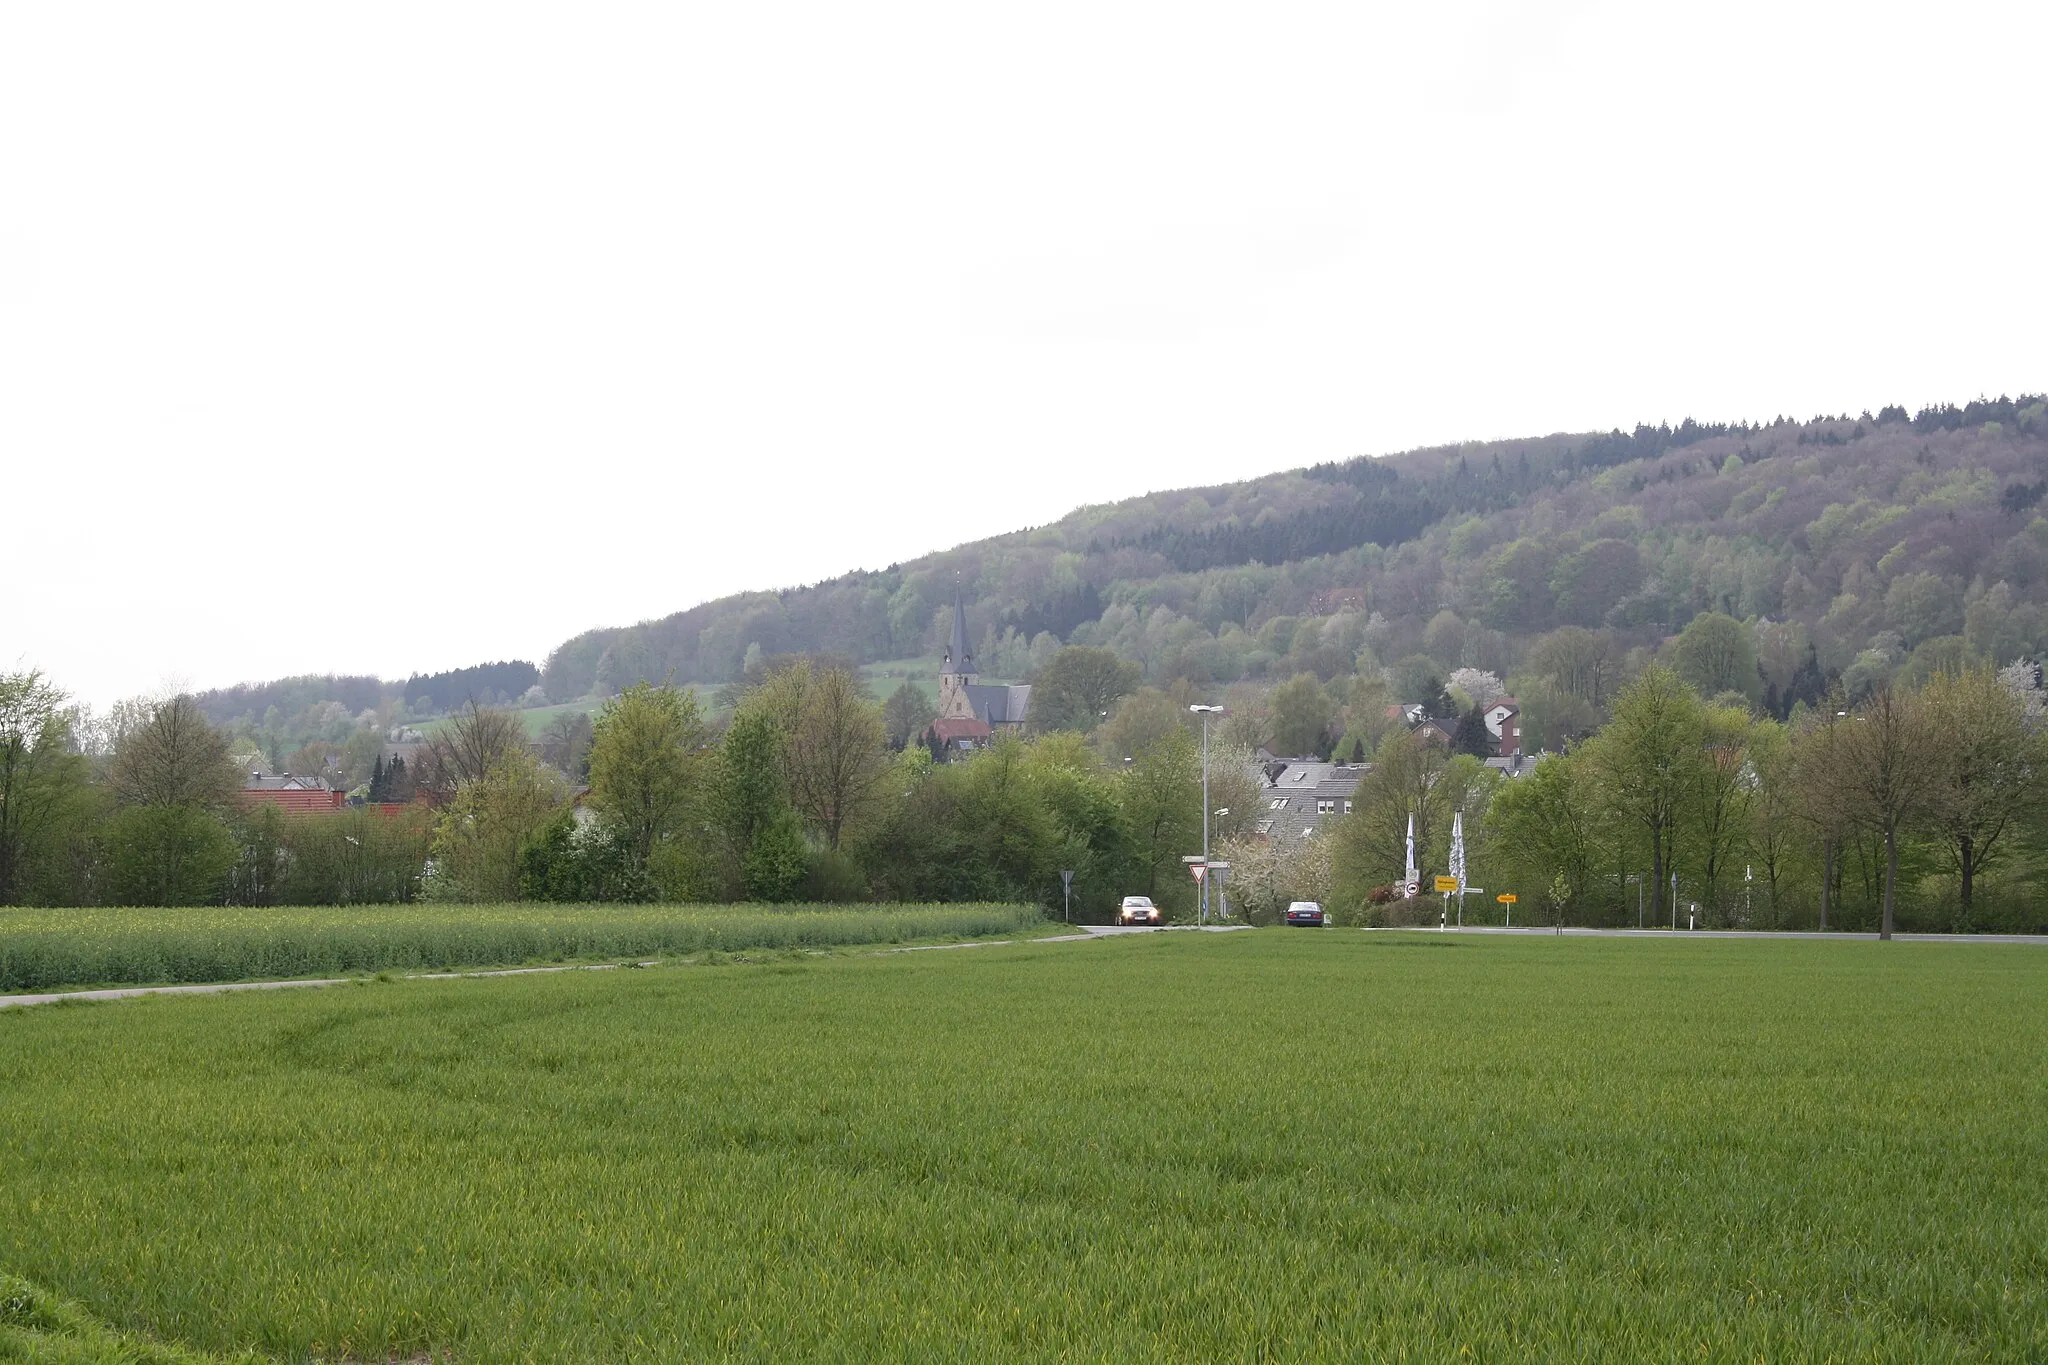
1191 864 1206 883
1403 878 1418 897
1433 875 1458 893
1060 870 1074 889
1497 893 1517 904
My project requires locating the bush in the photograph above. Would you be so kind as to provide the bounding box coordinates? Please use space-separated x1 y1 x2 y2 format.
99 806 238 907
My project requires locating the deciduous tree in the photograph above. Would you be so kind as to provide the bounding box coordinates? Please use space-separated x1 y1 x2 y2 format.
1029 646 1141 734
1668 612 1760 704
1824 684 1942 939
1269 672 1334 757
428 749 567 902
1920 666 2041 913
749 661 890 849
0 671 90 905
1583 666 1703 926
109 694 240 809
588 682 706 867
881 681 936 751
711 710 809 901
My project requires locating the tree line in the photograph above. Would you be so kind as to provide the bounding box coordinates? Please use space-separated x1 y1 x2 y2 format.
1346 661 2046 937
0 661 1259 919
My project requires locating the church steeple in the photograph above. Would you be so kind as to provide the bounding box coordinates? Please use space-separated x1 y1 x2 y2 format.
937 586 980 723
945 592 974 677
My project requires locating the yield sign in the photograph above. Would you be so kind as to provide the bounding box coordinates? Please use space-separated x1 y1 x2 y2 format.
1190 864 1207 883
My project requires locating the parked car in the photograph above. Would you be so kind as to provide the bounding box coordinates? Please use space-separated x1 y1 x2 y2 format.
1118 895 1162 926
1285 901 1330 927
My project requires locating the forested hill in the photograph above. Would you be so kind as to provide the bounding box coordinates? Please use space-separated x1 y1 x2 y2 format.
541 395 2048 705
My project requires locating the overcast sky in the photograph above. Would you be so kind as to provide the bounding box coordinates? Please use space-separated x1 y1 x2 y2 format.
4 1 2043 706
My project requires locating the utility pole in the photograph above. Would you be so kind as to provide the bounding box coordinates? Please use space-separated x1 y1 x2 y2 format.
1189 704 1224 925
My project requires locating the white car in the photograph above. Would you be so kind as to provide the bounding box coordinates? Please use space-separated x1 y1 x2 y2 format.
1118 895 1162 926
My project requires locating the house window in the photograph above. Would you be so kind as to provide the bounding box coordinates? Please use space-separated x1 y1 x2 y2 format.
1270 798 1288 810
1317 800 1334 814
1343 800 1353 814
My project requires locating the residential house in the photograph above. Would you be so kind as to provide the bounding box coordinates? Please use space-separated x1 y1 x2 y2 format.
240 772 346 814
1484 699 1522 757
1254 761 1365 842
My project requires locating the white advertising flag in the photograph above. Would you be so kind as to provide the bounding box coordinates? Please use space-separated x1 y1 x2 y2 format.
1404 812 1418 897
1449 810 1466 893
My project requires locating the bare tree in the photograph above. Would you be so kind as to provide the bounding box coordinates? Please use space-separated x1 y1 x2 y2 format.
1791 701 1855 930
109 694 240 809
539 709 596 780
415 702 530 794
1690 704 1754 922
1826 684 1942 939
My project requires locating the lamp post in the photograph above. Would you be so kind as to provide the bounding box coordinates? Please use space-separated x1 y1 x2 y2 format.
1189 705 1225 924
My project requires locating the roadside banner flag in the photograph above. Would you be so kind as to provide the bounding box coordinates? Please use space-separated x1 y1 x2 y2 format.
1404 813 1419 897
1449 810 1466 894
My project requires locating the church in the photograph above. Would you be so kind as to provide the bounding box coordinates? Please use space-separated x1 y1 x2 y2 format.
922 595 1032 758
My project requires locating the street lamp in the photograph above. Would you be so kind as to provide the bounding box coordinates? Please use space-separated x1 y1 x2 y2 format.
1189 705 1226 924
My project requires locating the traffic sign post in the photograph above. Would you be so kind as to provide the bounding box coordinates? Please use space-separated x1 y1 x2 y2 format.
1206 861 1230 921
1497 891 1516 928
1060 869 1074 922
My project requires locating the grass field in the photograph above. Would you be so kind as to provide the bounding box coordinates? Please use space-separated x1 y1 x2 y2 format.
0 902 1044 992
2 932 2044 1361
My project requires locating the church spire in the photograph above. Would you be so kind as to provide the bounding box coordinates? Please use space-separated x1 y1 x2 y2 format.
946 589 973 676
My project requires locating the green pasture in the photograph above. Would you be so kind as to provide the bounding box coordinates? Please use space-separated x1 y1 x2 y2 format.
0 902 1043 993
858 655 942 704
2 932 2044 1361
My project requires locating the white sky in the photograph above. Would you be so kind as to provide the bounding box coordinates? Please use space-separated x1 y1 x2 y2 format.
4 1 2043 706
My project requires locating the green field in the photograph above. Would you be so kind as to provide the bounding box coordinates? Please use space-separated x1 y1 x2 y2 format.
2 932 2044 1361
0 902 1044 992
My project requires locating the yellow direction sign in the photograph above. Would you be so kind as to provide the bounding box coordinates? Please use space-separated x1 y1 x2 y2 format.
1433 875 1459 893
1497 893 1517 904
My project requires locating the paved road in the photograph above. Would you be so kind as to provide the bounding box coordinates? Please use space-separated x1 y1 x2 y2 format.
1075 924 1253 935
1363 925 2048 944
0 961 648 1011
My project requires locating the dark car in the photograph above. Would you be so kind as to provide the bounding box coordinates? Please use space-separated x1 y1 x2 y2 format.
1285 901 1330 927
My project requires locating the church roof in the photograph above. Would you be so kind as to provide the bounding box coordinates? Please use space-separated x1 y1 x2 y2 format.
947 594 973 673
964 683 1031 727
930 715 992 742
